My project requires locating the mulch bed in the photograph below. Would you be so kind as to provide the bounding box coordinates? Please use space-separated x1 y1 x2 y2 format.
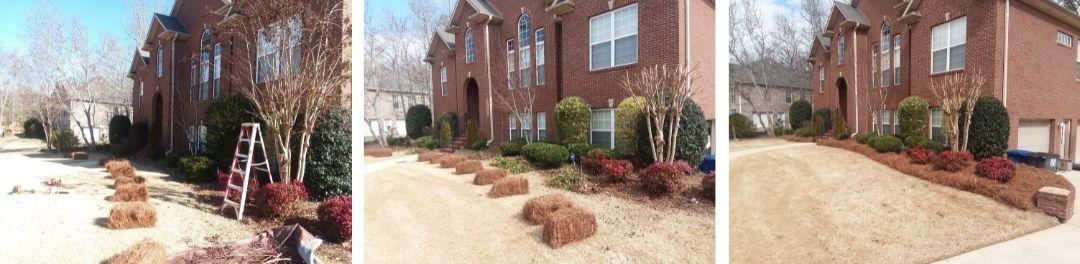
586 174 714 215
816 138 1075 211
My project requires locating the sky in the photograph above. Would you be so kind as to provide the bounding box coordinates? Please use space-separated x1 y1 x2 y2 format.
0 0 171 53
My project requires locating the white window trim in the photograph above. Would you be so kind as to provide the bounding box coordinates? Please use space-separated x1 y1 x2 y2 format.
893 35 901 85
507 39 515 89
439 66 447 96
837 33 846 65
465 29 475 64
1058 31 1073 47
509 114 517 139
537 112 547 140
213 43 222 98
818 66 824 93
156 47 163 78
931 17 967 74
589 108 616 149
536 28 545 86
930 108 943 140
589 4 638 71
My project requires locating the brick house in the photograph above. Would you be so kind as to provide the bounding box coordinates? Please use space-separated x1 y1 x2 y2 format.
809 0 1080 159
127 0 349 154
425 0 715 150
730 63 813 131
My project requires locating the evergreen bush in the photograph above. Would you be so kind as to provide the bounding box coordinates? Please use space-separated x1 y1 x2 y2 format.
304 107 352 201
554 97 591 145
405 105 432 139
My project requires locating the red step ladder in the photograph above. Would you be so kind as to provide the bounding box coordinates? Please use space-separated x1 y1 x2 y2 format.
220 123 274 221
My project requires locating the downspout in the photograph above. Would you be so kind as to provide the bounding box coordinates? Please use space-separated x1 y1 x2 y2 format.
484 20 495 139
555 17 563 101
685 0 691 67
853 26 860 134
170 40 176 152
1003 0 1011 107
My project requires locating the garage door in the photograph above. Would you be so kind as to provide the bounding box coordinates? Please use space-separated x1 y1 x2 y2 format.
1018 120 1051 152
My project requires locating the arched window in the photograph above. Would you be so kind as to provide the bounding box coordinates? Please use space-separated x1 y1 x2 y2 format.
837 32 845 65
156 47 163 77
199 29 211 100
518 15 531 88
465 29 475 63
213 43 222 98
880 21 891 86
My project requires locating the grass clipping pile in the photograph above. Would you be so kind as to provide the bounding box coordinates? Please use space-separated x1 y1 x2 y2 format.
108 201 157 229
108 239 167 264
473 169 507 185
488 176 529 198
454 160 483 174
817 138 1075 210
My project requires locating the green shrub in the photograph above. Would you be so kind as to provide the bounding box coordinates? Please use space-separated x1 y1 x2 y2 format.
490 156 530 174
166 151 190 168
499 138 525 156
546 166 586 191
833 115 849 140
814 108 832 132
465 120 480 146
522 142 569 168
49 128 78 150
567 143 594 159
856 134 873 144
204 96 256 169
405 105 432 139
905 135 944 152
898 96 929 139
795 128 813 137
304 107 352 201
789 100 812 129
179 155 214 182
416 136 442 150
108 115 131 147
132 122 149 151
729 113 755 139
868 134 903 153
615 96 644 155
813 115 826 137
772 127 792 136
439 121 452 145
387 137 409 146
22 118 45 139
554 96 591 145
968 96 1010 160
470 139 489 150
634 101 709 165
439 112 459 138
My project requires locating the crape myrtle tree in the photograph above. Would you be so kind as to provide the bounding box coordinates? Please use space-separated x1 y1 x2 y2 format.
930 71 986 151
621 64 701 163
222 0 348 184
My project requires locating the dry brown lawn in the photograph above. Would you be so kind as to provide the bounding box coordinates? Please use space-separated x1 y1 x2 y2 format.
730 142 1059 264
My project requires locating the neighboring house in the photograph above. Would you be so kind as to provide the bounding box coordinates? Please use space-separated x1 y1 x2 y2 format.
127 0 349 154
59 99 132 145
425 0 716 150
730 63 812 131
363 87 430 140
809 0 1080 160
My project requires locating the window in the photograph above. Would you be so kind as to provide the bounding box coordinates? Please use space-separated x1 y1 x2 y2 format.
465 29 475 63
893 35 901 85
590 109 615 149
818 66 824 93
931 108 944 143
139 83 144 109
882 110 892 134
190 62 196 102
931 17 967 73
200 30 211 101
507 39 515 88
537 112 547 141
872 43 878 88
589 4 638 70
519 15 531 87
881 22 891 86
439 66 447 96
837 32 846 65
1058 31 1073 46
785 90 792 103
156 47 163 77
1076 40 1080 79
535 28 545 85
509 114 517 139
392 95 400 110
255 16 302 83
522 115 532 141
213 43 222 98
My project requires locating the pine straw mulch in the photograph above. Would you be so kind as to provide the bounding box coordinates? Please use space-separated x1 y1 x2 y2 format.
576 172 715 216
241 201 353 264
815 138 1075 211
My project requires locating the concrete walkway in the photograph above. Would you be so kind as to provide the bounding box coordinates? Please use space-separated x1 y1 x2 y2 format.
938 172 1080 263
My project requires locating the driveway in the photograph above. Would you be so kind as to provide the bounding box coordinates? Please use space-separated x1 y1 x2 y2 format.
729 139 1058 264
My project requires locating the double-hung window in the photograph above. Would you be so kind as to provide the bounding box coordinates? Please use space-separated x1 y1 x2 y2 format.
509 114 517 139
818 66 824 93
213 43 222 98
589 4 638 70
507 39 515 88
465 29 475 63
931 108 944 143
522 115 532 141
439 66 447 96
882 110 892 134
200 30 211 101
199 125 207 153
256 29 274 83
893 35 901 85
537 113 547 141
518 15 531 88
535 28 545 85
931 17 967 73
255 16 302 83
590 109 615 149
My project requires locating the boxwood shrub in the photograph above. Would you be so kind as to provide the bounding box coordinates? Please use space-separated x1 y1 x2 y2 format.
868 134 903 153
789 100 812 129
898 96 929 139
304 107 352 201
108 115 132 155
729 113 755 139
968 96 1010 159
554 97 591 145
416 136 442 150
522 142 569 168
795 128 813 137
179 155 215 182
50 128 79 150
855 134 873 144
499 138 525 156
405 105 432 139
905 135 944 152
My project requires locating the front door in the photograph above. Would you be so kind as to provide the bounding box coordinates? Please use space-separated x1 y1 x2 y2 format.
465 79 480 125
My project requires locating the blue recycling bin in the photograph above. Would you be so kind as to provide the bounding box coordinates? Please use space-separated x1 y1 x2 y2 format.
1006 149 1032 164
698 155 715 174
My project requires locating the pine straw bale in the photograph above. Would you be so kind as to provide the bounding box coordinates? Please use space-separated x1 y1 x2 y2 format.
428 153 448 164
108 161 137 179
105 159 130 172
108 239 167 264
115 175 147 187
473 169 508 185
439 155 468 168
108 202 157 229
522 194 575 225
70 151 89 160
417 151 437 162
454 160 483 174
488 176 529 198
542 206 597 248
110 183 149 202
364 148 394 157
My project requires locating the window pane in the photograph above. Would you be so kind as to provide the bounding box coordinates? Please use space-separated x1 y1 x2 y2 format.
951 17 967 45
591 42 611 69
614 35 638 66
589 15 611 44
591 110 613 130
592 131 612 149
537 65 545 85
932 50 948 73
949 45 966 71
613 6 637 38
932 25 948 50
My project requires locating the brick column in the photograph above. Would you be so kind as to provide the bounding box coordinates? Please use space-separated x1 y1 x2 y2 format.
1037 186 1074 223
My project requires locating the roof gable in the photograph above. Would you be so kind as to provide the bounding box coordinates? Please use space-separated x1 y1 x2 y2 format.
425 30 456 63
447 0 503 30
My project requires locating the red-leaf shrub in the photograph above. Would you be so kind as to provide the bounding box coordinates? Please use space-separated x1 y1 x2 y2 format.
906 147 935 164
580 149 609 175
701 172 715 200
317 195 352 242
932 150 973 172
257 182 309 218
600 159 633 182
642 161 693 194
976 157 1016 182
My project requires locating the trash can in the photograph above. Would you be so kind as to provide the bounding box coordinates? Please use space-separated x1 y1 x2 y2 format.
1006 149 1032 164
1028 152 1060 171
699 155 715 174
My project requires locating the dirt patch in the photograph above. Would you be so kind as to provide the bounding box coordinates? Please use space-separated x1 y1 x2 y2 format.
730 141 1059 263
